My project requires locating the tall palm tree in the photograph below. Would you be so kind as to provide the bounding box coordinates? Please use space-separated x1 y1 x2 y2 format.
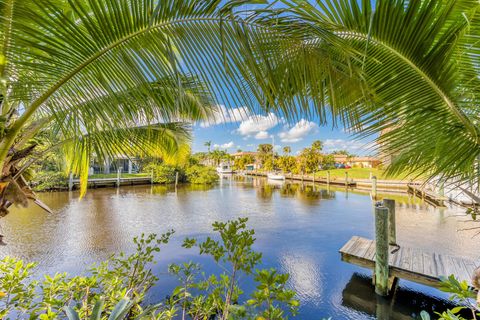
0 0 359 215
283 146 291 155
204 141 212 153
274 0 480 184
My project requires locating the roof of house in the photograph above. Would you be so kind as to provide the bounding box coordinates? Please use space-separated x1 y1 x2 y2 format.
333 155 380 162
231 151 257 157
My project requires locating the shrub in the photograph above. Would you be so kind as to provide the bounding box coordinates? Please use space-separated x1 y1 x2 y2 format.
143 163 182 184
185 165 218 184
31 171 68 191
0 219 299 319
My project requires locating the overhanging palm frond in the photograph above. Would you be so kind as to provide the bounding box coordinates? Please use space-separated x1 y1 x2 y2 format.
279 0 480 182
63 122 191 197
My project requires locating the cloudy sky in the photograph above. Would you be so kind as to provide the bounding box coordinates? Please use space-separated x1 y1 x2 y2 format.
191 105 376 155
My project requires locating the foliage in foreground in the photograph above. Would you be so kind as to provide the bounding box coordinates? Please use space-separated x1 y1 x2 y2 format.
0 218 297 319
420 275 479 320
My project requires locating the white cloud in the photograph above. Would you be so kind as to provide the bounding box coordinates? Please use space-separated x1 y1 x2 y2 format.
254 131 270 140
213 141 235 149
278 119 317 143
237 113 280 136
323 139 376 154
200 105 250 128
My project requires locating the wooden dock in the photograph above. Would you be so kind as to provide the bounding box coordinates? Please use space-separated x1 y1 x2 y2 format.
71 176 152 189
340 236 478 288
243 171 356 187
407 184 448 207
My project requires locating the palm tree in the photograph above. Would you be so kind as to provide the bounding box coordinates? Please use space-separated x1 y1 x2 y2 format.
274 0 480 184
204 141 212 153
0 0 357 215
283 146 291 155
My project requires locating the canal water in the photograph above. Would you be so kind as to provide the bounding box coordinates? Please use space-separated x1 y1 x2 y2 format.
1 175 478 319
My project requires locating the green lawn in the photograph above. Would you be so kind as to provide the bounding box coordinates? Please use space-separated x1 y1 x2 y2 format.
310 168 422 181
89 173 150 179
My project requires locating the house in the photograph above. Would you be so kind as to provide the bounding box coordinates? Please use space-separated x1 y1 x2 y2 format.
231 151 260 170
333 155 381 168
90 155 140 175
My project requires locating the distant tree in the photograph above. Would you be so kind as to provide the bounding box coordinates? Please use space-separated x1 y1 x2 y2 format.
312 140 323 151
204 141 212 153
210 149 230 166
297 141 323 174
321 154 335 169
257 144 274 170
276 155 296 173
234 154 255 170
331 150 349 155
257 144 273 154
283 146 291 155
331 150 356 158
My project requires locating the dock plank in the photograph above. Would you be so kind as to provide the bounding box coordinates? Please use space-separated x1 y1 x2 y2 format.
340 236 477 288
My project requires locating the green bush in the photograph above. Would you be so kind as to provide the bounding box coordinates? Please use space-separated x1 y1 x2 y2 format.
185 165 218 184
31 171 68 191
0 219 299 319
143 163 182 184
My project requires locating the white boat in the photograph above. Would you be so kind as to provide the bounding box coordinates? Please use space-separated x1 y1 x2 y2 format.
267 172 285 180
216 162 234 174
266 137 285 181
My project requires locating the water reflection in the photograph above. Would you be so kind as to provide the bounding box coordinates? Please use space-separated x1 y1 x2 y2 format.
1 177 478 319
341 273 471 319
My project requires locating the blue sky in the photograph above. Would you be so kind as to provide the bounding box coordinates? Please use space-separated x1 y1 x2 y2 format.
191 106 376 155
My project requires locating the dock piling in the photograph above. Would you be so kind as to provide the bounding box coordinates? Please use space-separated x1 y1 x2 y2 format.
68 172 73 191
374 205 389 296
327 171 330 185
383 199 396 246
345 171 348 187
175 171 179 187
116 168 121 187
372 176 378 199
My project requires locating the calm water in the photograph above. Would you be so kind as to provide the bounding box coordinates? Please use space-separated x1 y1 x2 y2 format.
1 175 478 319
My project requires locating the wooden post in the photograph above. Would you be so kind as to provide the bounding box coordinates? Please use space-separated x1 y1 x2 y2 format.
372 176 377 200
313 171 315 184
383 199 396 246
116 168 121 187
375 205 389 296
345 171 348 187
151 169 154 184
68 172 74 191
175 171 179 187
327 171 330 185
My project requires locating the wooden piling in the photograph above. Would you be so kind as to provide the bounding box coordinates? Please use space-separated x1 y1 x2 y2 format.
151 169 154 184
327 171 330 185
313 171 315 184
372 176 377 199
383 199 396 246
374 205 389 296
68 172 74 191
175 171 179 187
345 171 348 187
116 168 121 187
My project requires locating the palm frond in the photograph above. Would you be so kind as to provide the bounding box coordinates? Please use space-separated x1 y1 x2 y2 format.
278 0 480 183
